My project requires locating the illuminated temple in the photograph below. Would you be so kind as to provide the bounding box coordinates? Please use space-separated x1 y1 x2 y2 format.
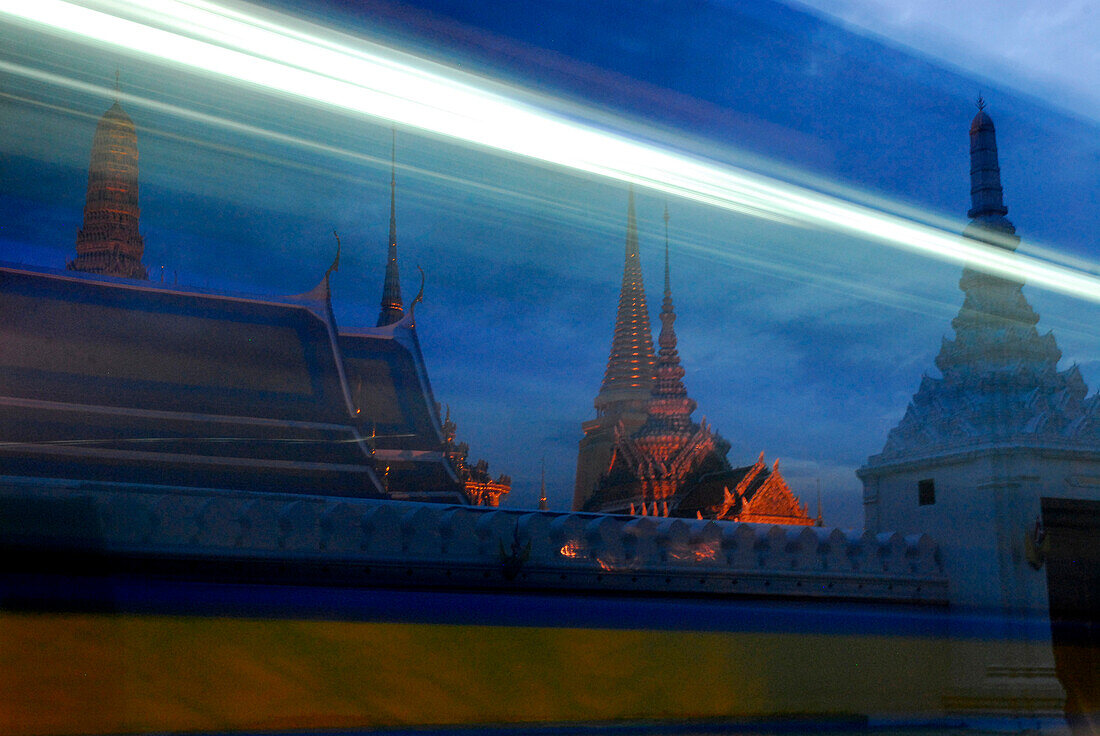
0 98 508 506
574 192 813 524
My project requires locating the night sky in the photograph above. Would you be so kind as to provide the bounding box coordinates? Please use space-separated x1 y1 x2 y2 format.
2 0 1100 526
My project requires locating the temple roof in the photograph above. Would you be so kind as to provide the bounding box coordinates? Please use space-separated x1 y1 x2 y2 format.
0 260 465 501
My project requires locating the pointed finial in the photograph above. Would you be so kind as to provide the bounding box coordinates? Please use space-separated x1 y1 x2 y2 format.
663 204 670 294
113 68 120 100
976 93 985 112
327 229 341 277
538 458 548 511
403 264 426 327
816 478 823 526
413 265 425 307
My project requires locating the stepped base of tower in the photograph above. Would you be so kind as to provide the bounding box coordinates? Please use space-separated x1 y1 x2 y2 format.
67 252 147 280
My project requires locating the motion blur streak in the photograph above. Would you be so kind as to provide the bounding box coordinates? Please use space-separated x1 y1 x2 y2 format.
5 0 1100 302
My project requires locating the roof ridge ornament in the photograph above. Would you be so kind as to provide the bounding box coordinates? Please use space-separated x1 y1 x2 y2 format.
976 93 985 112
327 229 341 278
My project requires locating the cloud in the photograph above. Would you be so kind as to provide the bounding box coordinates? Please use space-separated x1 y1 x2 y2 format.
790 0 1100 123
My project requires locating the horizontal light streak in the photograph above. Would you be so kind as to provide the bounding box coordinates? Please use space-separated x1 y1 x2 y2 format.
3 0 1100 303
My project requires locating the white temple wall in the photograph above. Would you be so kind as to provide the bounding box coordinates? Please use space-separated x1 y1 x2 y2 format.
862 445 1100 725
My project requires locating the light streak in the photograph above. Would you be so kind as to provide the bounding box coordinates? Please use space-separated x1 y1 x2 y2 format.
4 0 1100 302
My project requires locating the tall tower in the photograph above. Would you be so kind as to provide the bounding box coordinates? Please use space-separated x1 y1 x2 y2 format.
68 90 147 279
377 130 404 327
857 102 1100 720
573 189 658 510
636 206 696 445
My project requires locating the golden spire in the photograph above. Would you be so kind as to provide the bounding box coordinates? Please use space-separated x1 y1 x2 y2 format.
594 187 657 416
639 205 695 437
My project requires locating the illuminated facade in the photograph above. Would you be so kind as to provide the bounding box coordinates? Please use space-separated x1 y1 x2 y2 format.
576 195 813 524
68 94 147 280
440 406 511 506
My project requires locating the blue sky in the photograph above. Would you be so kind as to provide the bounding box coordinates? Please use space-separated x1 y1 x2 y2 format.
2 0 1099 526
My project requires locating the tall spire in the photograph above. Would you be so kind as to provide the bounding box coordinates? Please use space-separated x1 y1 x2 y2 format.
68 84 147 280
875 103 1081 460
594 188 657 416
639 206 695 436
377 128 404 326
966 97 1017 249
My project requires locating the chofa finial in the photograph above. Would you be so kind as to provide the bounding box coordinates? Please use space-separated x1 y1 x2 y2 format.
976 93 985 112
327 229 341 278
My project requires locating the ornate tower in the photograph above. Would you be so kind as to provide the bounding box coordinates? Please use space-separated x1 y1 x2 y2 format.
638 206 696 442
576 204 810 522
377 130 404 327
68 91 147 279
573 189 658 510
871 101 1083 461
856 97 1100 726
594 188 658 416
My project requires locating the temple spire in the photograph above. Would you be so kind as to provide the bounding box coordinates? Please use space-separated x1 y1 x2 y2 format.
640 206 695 435
966 98 1017 249
377 128 404 326
594 187 657 416
68 86 147 279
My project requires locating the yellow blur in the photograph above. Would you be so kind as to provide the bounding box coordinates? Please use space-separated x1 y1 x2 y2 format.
0 611 963 735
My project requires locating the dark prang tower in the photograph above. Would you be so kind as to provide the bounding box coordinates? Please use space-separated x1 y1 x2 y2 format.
377 130 404 326
573 189 658 510
68 85 147 279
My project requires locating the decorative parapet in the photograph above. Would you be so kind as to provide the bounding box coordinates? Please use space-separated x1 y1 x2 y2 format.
0 479 947 603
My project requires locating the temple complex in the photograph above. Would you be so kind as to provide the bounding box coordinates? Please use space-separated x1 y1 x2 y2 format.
0 105 509 507
68 87 147 279
575 193 812 524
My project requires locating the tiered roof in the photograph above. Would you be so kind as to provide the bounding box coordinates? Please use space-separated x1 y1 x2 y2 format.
875 103 1097 461
68 97 147 279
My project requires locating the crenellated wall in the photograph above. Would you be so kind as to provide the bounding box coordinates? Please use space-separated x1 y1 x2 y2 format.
2 478 946 602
